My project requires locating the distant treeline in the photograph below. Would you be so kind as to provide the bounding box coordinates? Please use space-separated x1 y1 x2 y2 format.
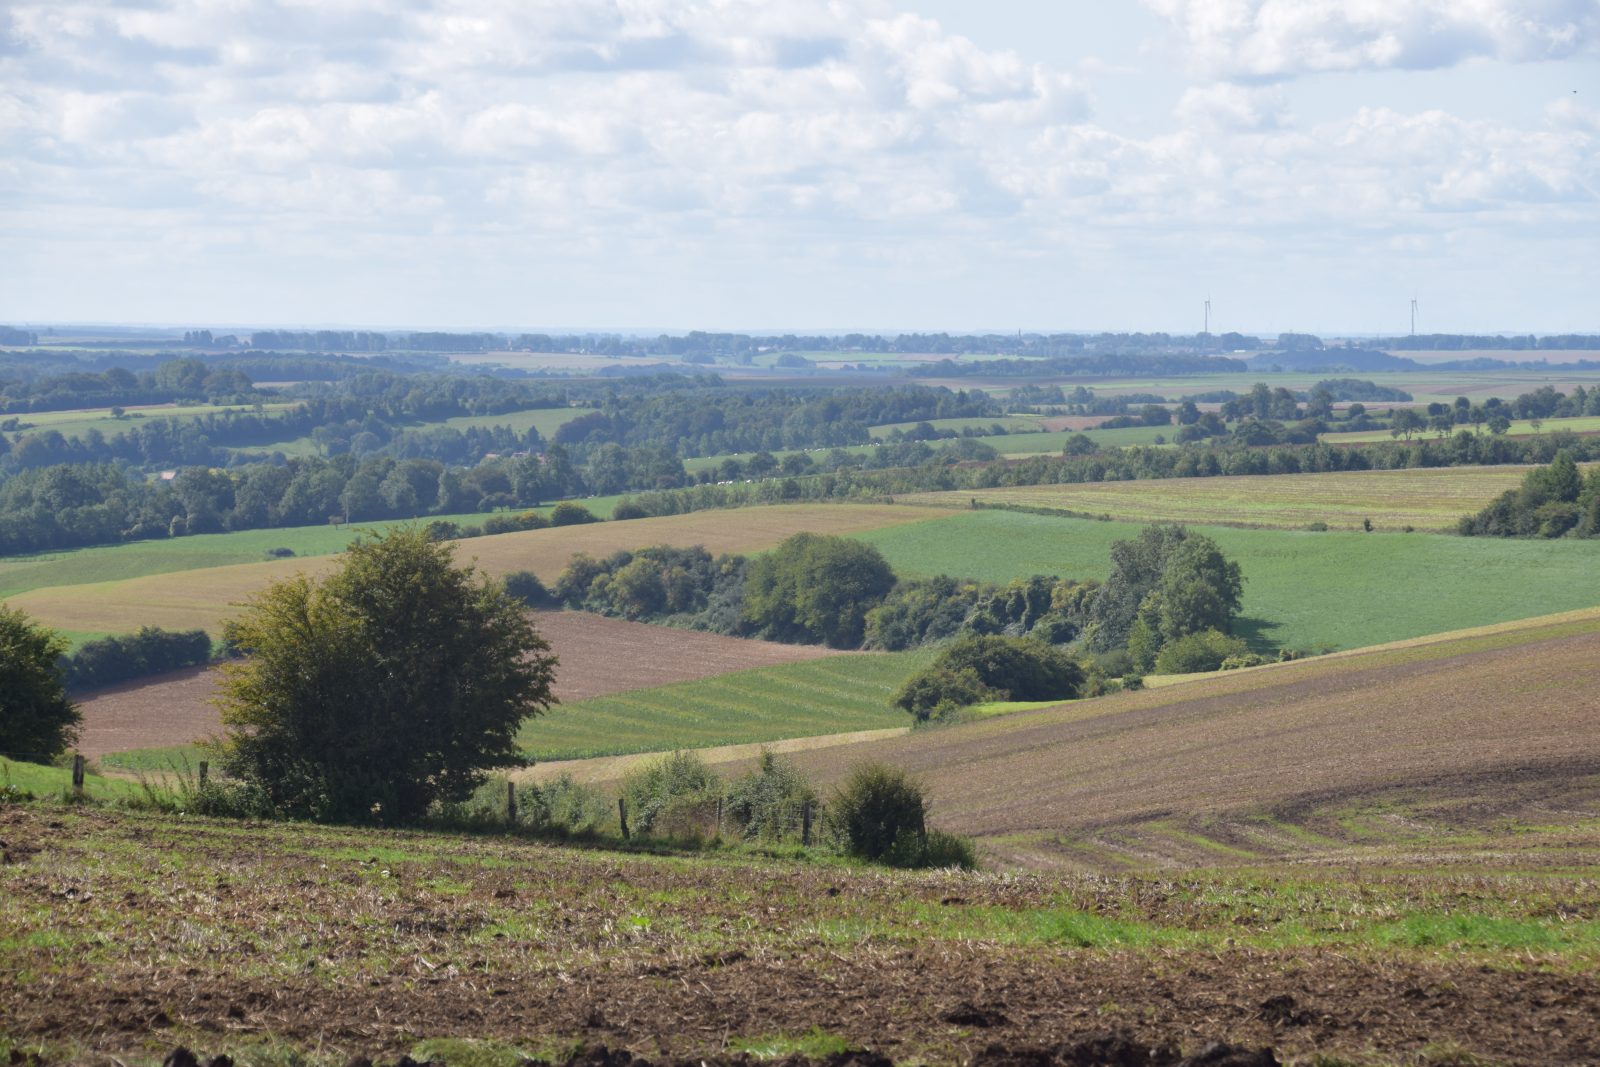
610 430 1600 521
551 385 1001 457
0 358 259 414
1381 334 1600 351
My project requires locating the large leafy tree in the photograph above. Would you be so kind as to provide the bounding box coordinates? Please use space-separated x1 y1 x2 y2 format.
0 606 80 762
217 526 558 823
741 532 896 648
1090 524 1244 661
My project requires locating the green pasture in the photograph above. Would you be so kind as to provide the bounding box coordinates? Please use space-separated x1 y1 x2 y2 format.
4 402 299 441
0 498 625 603
854 510 1600 653
517 651 931 761
0 757 144 803
1322 415 1600 445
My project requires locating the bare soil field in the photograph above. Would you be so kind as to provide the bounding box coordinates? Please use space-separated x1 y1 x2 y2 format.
72 612 845 758
9 504 949 637
732 611 1600 871
7 803 1600 1066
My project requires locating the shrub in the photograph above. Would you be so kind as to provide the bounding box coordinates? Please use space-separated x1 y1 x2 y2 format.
932 635 1084 701
1152 628 1250 674
265 546 296 558
621 750 722 836
519 774 612 835
886 828 978 870
611 500 648 521
891 666 1001 722
549 501 599 526
724 750 817 841
830 762 926 862
502 570 551 608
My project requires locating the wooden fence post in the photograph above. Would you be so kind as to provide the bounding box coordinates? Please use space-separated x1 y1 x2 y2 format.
801 801 812 847
71 754 85 798
506 780 517 827
715 796 723 838
618 797 630 841
198 761 209 788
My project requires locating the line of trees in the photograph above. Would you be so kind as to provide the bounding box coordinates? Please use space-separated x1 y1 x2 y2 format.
1458 453 1600 538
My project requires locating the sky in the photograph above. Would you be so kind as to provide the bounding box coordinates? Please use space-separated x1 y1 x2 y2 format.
1 0 1597 335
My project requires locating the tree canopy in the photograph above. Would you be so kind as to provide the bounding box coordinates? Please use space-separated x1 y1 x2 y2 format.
0 606 80 762
217 526 558 823
741 533 897 648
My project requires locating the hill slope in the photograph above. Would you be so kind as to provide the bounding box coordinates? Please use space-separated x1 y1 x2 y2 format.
769 610 1600 870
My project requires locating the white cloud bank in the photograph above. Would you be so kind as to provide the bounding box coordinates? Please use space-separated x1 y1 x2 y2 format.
1144 0 1600 79
0 0 1595 329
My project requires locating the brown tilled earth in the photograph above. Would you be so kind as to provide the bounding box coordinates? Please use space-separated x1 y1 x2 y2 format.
71 611 842 758
5 804 1600 1066
696 620 1600 869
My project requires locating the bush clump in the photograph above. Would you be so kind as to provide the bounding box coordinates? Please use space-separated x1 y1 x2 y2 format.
893 635 1084 721
830 762 975 869
502 570 551 607
549 501 600 526
621 750 722 837
1151 628 1250 674
724 750 817 842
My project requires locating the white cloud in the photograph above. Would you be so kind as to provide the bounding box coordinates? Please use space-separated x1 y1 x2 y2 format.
0 0 1593 329
1145 0 1600 79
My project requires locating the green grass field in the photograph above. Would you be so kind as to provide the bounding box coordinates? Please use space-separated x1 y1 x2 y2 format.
518 651 931 761
1322 415 1600 444
0 756 144 803
904 465 1548 532
4 402 300 441
854 509 1600 653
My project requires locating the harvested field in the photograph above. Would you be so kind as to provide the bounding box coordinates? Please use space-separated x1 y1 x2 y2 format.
73 611 848 760
754 609 1600 871
6 801 1600 1065
905 465 1547 531
6 503 949 637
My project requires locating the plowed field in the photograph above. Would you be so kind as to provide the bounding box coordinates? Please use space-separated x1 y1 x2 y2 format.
72 612 845 758
5 803 1600 1065
757 610 1600 871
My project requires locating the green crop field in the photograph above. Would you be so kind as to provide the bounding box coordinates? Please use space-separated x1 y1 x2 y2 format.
1322 415 1600 444
517 651 931 761
854 509 1600 653
4 401 300 441
904 465 1549 532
